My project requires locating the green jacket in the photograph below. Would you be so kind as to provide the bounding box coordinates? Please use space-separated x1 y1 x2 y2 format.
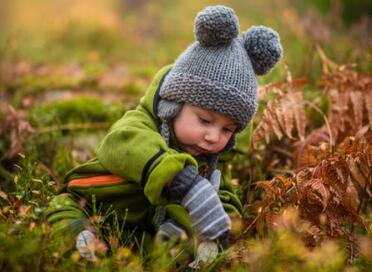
46 65 244 236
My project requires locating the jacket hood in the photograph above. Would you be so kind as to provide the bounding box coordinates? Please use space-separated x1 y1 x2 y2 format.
139 64 173 126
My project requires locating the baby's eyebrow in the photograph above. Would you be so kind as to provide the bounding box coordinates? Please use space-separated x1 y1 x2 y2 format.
197 108 213 116
226 123 238 129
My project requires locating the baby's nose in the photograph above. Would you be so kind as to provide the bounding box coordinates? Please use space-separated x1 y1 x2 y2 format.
204 128 220 143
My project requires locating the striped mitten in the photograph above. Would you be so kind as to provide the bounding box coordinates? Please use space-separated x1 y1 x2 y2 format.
170 165 231 241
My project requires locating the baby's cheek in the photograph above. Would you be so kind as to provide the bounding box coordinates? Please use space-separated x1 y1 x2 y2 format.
218 135 232 150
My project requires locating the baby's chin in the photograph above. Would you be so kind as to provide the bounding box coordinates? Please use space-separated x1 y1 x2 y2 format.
181 145 218 157
182 145 202 156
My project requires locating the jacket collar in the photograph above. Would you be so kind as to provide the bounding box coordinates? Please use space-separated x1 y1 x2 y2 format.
153 68 171 129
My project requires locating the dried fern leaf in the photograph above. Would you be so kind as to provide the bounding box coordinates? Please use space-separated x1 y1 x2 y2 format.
267 101 283 140
347 156 372 198
343 181 360 213
364 91 372 127
349 91 364 130
300 178 330 212
277 98 294 140
256 181 277 199
289 90 306 141
328 88 342 141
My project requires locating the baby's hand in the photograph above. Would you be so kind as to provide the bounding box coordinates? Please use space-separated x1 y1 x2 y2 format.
76 230 97 262
188 241 219 269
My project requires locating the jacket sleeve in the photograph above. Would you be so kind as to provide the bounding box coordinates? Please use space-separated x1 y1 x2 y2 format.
95 104 198 206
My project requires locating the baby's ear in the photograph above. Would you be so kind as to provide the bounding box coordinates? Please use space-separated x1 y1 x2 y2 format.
242 26 283 75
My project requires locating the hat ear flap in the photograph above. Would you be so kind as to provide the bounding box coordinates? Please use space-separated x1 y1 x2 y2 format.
243 26 283 75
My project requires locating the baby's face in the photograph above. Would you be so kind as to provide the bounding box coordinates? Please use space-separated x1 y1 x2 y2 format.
173 104 238 156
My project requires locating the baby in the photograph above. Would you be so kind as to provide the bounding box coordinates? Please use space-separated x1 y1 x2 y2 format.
46 5 282 265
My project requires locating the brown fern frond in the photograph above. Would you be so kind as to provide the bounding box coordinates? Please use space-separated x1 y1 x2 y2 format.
303 223 322 247
327 88 346 141
253 76 308 148
317 48 372 144
298 178 330 215
295 143 331 169
256 181 277 202
293 126 331 168
274 176 294 190
347 154 372 198
253 101 275 147
257 83 277 100
313 157 349 192
337 126 372 198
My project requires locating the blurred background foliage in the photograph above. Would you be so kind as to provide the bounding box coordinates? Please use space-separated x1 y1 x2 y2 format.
1 0 371 74
0 0 371 271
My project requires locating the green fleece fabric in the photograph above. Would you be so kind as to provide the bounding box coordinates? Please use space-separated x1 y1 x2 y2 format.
95 65 198 205
46 65 245 240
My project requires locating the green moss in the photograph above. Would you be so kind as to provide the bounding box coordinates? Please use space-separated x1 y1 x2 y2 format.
82 62 107 78
122 82 144 95
52 147 73 178
31 96 123 126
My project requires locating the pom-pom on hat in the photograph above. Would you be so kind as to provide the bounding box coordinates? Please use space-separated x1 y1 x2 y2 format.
158 5 282 146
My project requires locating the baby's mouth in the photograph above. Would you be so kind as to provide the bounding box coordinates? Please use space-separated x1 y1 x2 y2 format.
195 146 210 153
184 145 210 156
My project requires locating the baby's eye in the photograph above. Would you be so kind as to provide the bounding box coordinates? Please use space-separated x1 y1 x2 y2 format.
198 116 211 124
223 127 234 133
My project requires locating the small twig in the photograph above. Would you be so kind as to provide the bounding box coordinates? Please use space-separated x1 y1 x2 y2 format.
234 214 261 241
304 100 334 151
34 122 110 134
38 162 61 182
267 167 294 175
304 44 315 79
271 145 294 158
315 44 339 74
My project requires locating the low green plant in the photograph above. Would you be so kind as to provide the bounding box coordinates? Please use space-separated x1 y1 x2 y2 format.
31 96 122 126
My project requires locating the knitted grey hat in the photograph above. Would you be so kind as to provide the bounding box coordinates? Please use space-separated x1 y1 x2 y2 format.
157 5 282 162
